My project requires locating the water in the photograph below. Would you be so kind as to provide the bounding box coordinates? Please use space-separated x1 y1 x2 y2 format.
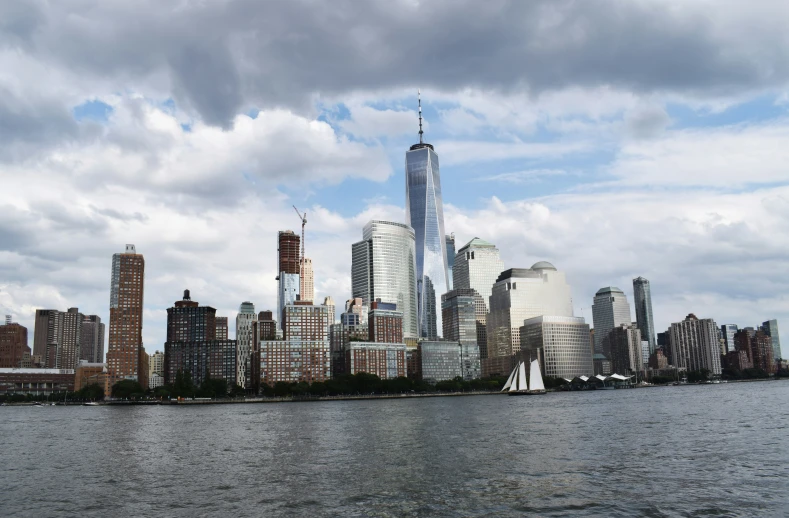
2 382 788 517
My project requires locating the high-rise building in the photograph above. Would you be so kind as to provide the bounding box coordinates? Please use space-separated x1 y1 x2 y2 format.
33 309 60 366
166 291 216 343
322 296 335 324
520 316 593 380
148 350 165 389
164 340 237 388
0 317 29 369
346 342 407 379
300 257 314 302
608 324 643 375
668 314 722 376
106 244 147 393
215 317 228 340
761 320 782 361
235 301 256 389
33 308 88 369
56 308 84 370
368 300 404 344
721 324 738 353
632 277 656 353
254 311 277 342
277 230 300 330
441 289 482 380
418 341 462 383
445 233 456 291
405 94 449 340
486 263 574 363
591 287 632 358
80 315 105 364
351 221 418 339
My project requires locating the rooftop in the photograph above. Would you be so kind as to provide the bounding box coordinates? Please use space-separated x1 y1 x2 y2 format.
595 286 624 296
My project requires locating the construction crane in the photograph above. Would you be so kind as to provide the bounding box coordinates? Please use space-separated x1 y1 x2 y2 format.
293 205 307 300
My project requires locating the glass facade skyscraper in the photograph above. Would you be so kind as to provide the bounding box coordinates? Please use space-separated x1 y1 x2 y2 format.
633 277 656 353
445 234 456 291
351 221 419 339
406 95 449 339
591 287 632 357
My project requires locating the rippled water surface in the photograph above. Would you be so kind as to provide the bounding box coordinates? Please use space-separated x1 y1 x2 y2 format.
2 382 789 517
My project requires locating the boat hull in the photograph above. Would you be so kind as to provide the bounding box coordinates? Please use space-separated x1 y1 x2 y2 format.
507 391 531 396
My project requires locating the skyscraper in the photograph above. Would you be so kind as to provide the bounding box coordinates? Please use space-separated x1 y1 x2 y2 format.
486 262 574 375
520 316 593 379
453 237 505 357
632 277 656 353
761 320 782 361
0 317 29 368
405 92 449 339
277 231 300 330
33 309 60 366
301 257 314 302
80 315 105 364
591 287 632 358
106 244 147 392
668 314 722 376
236 301 256 389
721 324 738 353
445 233 456 291
441 289 482 380
351 220 418 339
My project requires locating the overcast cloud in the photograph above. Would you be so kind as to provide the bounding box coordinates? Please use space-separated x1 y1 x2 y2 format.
2 0 789 350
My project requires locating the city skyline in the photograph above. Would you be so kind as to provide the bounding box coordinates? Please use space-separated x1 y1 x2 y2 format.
2 2 789 351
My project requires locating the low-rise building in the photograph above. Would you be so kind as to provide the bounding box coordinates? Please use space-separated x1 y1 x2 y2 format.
0 368 75 395
419 341 462 383
74 362 107 391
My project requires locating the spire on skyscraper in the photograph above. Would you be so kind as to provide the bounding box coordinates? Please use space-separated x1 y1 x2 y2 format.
418 89 423 144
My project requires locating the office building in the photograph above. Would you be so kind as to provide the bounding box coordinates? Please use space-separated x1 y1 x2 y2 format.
441 289 483 380
591 287 632 357
106 244 147 393
300 257 314 302
80 315 105 364
167 290 216 342
668 314 722 376
608 324 643 375
351 221 418 338
445 233 456 290
346 342 407 379
418 341 462 383
323 296 335 324
368 300 404 343
405 95 449 340
485 263 574 375
235 301 256 389
0 318 29 369
632 277 656 353
277 230 301 330
721 324 738 353
761 320 782 361
215 317 228 340
520 316 593 380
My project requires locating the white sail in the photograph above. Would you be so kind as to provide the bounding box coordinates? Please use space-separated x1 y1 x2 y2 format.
517 362 527 392
502 365 517 391
529 360 545 391
509 362 522 392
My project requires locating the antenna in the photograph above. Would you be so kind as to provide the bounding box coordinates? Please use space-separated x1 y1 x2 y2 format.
418 89 423 144
293 206 307 301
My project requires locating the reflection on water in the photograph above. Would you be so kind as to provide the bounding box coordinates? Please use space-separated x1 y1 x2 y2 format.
2 383 789 517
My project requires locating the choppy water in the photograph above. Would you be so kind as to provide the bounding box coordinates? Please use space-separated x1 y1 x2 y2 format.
2 382 788 517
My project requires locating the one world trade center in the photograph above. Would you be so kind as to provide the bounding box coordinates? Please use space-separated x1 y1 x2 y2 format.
405 92 449 339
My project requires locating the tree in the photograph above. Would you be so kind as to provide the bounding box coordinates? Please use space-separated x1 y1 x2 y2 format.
78 383 105 401
111 380 144 399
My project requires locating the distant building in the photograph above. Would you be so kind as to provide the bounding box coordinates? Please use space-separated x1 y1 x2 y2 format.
346 342 407 379
648 348 668 370
75 362 107 391
591 287 632 358
739 329 775 374
322 296 335 324
485 263 573 376
445 233 456 291
106 244 147 392
521 316 593 380
236 301 256 389
441 289 482 380
215 317 229 340
721 324 738 353
418 341 462 383
277 230 300 330
167 290 216 342
300 257 314 302
149 350 164 378
761 320 782 361
352 221 418 338
254 311 277 342
668 314 722 376
632 277 656 353
164 340 237 388
0 318 29 369
80 315 105 364
453 237 506 359
0 368 75 396
368 300 404 344
608 324 643 375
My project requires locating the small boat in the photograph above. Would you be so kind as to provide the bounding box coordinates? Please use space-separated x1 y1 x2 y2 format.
502 360 547 395
82 402 100 406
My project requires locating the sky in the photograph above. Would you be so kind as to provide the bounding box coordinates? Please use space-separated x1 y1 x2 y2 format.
2 0 789 352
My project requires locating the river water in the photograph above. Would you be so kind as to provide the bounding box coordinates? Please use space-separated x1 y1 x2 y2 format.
2 382 788 517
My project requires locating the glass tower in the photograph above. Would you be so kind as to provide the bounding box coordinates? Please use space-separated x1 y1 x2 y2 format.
632 276 656 354
406 93 449 339
445 233 456 291
591 287 632 357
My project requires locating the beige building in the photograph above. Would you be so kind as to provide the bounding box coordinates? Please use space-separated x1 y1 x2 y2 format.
300 257 314 302
75 363 107 391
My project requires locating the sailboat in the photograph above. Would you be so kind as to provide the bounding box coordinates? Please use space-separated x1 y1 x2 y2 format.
501 360 547 395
